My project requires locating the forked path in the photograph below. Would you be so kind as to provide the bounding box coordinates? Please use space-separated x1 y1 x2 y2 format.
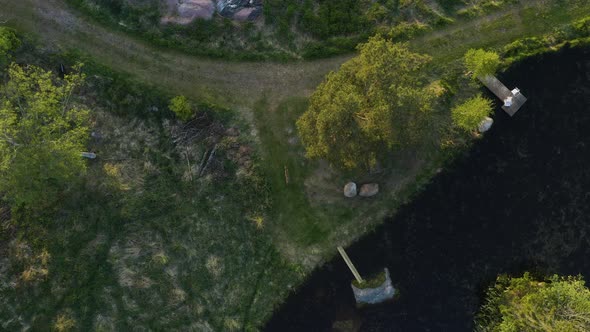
1 0 350 108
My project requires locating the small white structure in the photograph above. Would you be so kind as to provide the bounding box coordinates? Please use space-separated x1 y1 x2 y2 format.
511 88 521 96
504 96 513 107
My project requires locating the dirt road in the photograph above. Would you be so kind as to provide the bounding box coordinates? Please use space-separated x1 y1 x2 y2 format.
1 0 350 108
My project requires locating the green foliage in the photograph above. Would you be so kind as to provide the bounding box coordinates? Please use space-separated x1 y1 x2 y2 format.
297 36 435 169
476 273 590 332
65 0 517 60
0 27 19 60
0 63 90 209
464 48 501 78
503 16 590 64
169 95 193 121
388 21 431 42
54 314 76 332
451 95 493 131
352 270 386 289
0 55 299 331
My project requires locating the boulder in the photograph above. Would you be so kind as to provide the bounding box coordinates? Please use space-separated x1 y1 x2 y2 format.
343 182 357 198
81 152 97 159
359 183 379 197
478 116 494 133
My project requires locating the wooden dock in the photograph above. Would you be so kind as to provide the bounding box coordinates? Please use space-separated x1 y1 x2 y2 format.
479 75 527 116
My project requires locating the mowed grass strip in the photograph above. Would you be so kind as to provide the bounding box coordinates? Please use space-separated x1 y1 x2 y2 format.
253 98 330 246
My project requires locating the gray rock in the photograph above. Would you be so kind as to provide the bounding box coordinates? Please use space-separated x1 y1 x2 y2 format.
343 182 357 198
81 152 97 159
359 183 379 197
478 116 493 133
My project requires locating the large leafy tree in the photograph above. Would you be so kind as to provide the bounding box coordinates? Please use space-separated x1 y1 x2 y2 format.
297 35 435 169
476 273 590 332
0 63 90 209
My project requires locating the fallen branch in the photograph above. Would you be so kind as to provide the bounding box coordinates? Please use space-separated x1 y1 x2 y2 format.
185 147 193 182
197 149 208 176
199 145 217 177
284 165 289 185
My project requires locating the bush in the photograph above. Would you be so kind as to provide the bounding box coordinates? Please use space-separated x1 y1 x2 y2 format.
169 95 193 121
0 27 20 61
476 273 590 332
464 48 501 79
451 95 493 131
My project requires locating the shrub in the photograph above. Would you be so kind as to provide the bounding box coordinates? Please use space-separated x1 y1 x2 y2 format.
0 27 20 62
169 95 193 121
451 95 493 131
476 273 590 332
464 48 501 79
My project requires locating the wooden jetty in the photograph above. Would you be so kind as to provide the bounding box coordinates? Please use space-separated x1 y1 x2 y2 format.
337 246 363 283
479 75 527 116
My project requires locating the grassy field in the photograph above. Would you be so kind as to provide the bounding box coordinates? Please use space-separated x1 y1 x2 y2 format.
0 48 303 330
2 0 590 330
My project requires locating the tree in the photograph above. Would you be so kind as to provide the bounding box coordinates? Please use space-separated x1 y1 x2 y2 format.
451 95 493 131
476 273 590 332
0 63 90 209
0 27 20 65
297 35 436 169
465 49 501 79
169 95 193 121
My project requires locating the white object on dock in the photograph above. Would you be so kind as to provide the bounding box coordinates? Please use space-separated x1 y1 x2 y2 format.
504 96 513 107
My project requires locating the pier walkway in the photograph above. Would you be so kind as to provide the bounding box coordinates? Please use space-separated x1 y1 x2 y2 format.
479 75 527 116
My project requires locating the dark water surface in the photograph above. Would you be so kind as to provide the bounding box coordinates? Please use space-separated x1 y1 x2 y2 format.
265 46 590 331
